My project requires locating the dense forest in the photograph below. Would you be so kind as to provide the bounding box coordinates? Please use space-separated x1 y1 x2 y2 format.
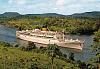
0 11 100 35
0 12 100 69
0 29 99 69
0 39 99 69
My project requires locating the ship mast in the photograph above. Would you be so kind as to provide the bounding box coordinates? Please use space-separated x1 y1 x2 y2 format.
62 19 65 41
63 29 65 41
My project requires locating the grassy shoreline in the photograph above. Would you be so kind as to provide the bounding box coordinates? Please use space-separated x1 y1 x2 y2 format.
0 42 80 69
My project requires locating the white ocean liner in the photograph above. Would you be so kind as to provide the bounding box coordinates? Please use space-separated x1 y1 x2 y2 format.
16 29 84 50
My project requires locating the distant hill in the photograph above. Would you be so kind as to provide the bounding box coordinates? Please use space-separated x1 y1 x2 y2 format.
0 12 21 18
0 11 100 18
68 11 100 18
23 13 66 17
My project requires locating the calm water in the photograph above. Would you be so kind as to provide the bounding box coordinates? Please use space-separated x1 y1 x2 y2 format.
0 25 94 62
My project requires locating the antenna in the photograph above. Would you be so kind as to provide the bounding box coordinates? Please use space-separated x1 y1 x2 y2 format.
63 29 65 41
62 19 65 41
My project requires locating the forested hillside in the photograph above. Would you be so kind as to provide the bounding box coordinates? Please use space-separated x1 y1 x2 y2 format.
0 11 100 35
0 12 20 18
68 11 100 18
0 42 81 69
0 11 100 69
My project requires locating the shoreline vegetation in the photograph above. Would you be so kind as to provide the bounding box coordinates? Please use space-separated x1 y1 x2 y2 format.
0 12 100 69
0 13 100 35
0 41 80 69
0 41 99 69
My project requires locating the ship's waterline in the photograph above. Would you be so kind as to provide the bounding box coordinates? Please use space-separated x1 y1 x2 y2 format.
0 25 94 61
16 29 84 50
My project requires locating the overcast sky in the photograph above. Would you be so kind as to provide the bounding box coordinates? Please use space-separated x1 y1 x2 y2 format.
0 0 100 15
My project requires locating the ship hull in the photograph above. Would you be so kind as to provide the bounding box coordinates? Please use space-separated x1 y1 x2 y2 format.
16 33 83 50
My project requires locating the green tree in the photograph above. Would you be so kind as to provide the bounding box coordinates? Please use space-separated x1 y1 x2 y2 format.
46 44 62 69
69 52 74 61
94 29 100 41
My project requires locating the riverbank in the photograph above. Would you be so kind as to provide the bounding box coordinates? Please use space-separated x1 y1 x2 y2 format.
0 24 95 62
0 41 80 69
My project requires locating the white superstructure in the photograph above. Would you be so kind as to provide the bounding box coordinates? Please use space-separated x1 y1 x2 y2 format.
16 29 84 50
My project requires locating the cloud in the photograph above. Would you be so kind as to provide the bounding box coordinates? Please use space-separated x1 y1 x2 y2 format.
1 0 99 15
55 0 100 9
8 0 27 5
54 0 100 14
55 0 98 6
56 0 65 6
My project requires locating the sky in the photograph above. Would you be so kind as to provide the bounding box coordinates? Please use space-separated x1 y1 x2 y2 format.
0 0 100 15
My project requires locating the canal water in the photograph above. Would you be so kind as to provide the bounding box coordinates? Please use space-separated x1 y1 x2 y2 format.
0 25 95 62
